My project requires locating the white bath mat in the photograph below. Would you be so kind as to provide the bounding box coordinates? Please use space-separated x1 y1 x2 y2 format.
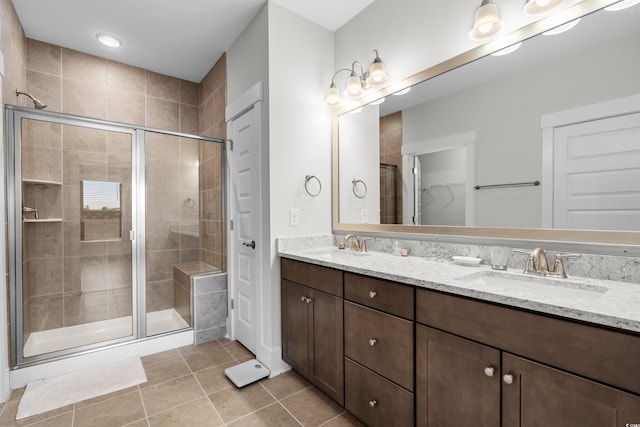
16 358 147 420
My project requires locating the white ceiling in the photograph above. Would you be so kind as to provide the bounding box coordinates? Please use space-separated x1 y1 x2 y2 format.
11 0 374 83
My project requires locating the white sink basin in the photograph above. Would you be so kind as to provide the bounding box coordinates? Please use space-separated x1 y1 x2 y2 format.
304 248 372 260
456 271 607 304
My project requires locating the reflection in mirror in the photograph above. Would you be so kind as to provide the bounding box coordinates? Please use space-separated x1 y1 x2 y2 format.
80 180 122 241
336 2 640 236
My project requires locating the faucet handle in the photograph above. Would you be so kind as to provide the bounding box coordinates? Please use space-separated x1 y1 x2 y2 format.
550 253 581 278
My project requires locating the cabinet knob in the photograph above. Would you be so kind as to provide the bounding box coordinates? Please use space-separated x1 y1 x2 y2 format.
368 400 377 408
305 297 312 304
503 374 514 385
301 296 306 302
368 338 377 346
369 290 377 298
484 366 495 377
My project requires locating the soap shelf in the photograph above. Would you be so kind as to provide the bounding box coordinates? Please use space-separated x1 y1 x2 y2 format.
23 218 63 223
22 179 63 186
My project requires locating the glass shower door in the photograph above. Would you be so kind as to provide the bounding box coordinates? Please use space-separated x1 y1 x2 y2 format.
14 114 136 361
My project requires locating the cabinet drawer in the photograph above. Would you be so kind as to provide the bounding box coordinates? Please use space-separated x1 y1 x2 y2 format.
344 301 414 390
344 272 414 320
345 358 413 427
281 258 343 297
416 288 640 395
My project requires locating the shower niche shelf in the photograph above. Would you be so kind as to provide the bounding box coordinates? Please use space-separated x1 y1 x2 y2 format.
22 178 62 186
22 178 63 222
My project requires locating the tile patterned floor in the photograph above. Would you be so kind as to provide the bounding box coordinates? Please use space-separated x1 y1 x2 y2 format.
0 339 365 426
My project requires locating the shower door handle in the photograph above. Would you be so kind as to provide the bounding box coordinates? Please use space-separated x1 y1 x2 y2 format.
242 240 256 249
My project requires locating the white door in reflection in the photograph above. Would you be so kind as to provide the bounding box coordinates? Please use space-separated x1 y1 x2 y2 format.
553 112 640 230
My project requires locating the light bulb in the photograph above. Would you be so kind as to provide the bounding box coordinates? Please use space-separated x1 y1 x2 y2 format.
346 74 364 97
325 85 341 107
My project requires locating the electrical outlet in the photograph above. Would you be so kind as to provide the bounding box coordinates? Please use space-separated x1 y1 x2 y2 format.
290 208 301 226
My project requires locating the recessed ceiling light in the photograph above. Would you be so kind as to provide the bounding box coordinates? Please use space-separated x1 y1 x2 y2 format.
96 33 122 48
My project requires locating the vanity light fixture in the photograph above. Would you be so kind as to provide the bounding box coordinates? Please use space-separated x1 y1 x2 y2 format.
393 87 411 96
96 33 122 48
469 0 504 41
523 0 567 16
543 18 580 35
325 50 389 107
605 0 640 10
491 42 522 56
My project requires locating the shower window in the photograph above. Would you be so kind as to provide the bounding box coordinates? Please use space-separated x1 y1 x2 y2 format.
80 180 122 241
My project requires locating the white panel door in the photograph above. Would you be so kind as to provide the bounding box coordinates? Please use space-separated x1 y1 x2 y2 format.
553 112 640 230
230 105 260 354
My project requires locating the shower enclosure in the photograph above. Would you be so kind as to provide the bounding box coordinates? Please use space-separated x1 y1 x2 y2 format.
6 106 226 366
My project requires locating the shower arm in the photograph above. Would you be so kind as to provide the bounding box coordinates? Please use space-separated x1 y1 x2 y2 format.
15 89 47 110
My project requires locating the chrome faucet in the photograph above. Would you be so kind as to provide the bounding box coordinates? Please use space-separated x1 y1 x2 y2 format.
22 205 39 219
344 234 367 252
514 248 580 278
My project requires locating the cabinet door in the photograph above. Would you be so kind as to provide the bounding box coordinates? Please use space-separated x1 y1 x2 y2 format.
416 325 500 427
281 279 310 377
309 288 344 405
502 353 640 427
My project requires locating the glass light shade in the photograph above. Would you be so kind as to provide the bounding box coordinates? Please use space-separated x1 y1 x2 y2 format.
605 0 640 11
524 0 567 16
325 85 342 107
491 42 522 56
543 18 580 35
346 74 365 97
366 61 388 86
469 2 504 41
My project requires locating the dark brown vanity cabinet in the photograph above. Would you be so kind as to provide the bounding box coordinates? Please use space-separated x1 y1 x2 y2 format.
281 259 344 405
343 273 415 427
416 288 640 427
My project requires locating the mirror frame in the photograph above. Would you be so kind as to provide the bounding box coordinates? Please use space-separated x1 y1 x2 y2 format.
332 0 640 246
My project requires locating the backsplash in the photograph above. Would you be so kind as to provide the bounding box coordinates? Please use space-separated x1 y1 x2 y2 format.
277 234 640 285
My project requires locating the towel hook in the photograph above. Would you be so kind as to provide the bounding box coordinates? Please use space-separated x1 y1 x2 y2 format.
304 175 322 197
352 178 367 198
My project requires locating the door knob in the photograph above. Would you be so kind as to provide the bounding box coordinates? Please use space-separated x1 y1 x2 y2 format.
242 240 256 249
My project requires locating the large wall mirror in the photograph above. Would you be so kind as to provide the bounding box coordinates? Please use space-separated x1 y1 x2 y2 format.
333 0 640 246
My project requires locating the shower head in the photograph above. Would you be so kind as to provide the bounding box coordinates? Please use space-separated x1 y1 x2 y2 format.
15 89 47 110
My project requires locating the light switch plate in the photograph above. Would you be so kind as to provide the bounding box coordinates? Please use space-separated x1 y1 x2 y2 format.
360 209 368 223
290 208 300 226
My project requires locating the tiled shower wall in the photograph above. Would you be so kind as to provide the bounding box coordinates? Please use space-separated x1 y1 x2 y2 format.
1 0 227 338
380 112 403 224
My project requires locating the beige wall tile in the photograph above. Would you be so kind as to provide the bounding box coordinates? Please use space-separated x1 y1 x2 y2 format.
30 294 63 331
22 146 62 182
146 71 179 102
106 60 145 94
26 69 62 111
26 39 60 75
146 279 174 312
180 80 200 106
146 97 179 131
29 257 64 296
23 119 62 149
179 104 199 134
62 78 107 119
146 250 180 282
107 88 145 126
63 124 107 153
61 48 106 85
146 132 179 160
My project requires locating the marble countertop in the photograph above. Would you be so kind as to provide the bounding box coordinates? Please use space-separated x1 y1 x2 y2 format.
278 246 640 334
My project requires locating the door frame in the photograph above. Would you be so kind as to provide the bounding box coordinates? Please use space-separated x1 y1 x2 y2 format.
540 94 640 228
225 82 264 358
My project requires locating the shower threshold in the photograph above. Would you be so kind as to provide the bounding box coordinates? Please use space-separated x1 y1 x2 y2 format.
23 309 189 358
